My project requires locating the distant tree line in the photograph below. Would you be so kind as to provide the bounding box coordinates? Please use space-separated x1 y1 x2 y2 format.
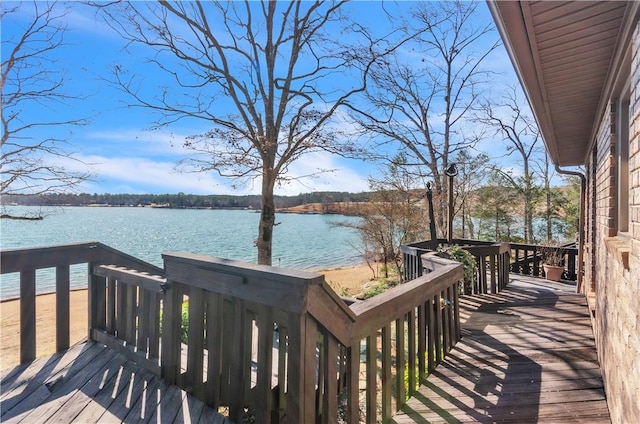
1 191 371 209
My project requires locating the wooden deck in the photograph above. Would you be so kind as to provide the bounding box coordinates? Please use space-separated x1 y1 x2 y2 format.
392 275 610 423
0 341 231 423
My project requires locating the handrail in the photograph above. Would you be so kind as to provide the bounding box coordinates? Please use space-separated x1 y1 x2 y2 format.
0 241 163 275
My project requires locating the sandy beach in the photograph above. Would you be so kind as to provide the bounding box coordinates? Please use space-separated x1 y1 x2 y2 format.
0 263 375 373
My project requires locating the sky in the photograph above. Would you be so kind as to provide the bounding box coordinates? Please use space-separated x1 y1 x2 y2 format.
2 1 531 197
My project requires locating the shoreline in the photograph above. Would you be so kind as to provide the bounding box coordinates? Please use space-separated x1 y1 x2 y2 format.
0 263 374 373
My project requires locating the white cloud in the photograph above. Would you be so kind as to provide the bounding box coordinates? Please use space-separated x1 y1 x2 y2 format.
81 125 373 195
273 152 370 196
58 149 371 196
68 155 233 194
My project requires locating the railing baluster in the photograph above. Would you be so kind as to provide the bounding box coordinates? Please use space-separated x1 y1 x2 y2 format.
161 280 182 385
205 292 223 409
443 289 451 354
106 277 116 334
408 309 417 394
124 282 137 345
395 316 406 410
276 320 288 416
317 331 325 420
427 297 435 374
480 256 487 293
186 286 205 398
365 332 377 424
88 264 106 336
453 285 461 342
434 292 442 366
489 255 497 293
346 342 360 424
137 286 151 353
220 298 233 406
229 298 247 423
115 278 126 338
380 325 392 420
255 305 274 424
418 303 426 381
303 316 318 424
148 291 161 359
55 265 70 352
20 269 36 363
324 335 339 424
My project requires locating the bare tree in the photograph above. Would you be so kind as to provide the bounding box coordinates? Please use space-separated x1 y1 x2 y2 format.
1 1 91 216
350 1 499 237
98 1 403 265
452 150 492 239
476 85 542 243
473 170 520 241
339 154 428 280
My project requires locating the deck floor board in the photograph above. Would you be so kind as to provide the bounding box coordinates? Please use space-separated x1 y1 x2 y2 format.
392 276 610 423
0 342 231 424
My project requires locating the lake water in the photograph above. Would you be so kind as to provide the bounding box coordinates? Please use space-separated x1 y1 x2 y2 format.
0 206 363 300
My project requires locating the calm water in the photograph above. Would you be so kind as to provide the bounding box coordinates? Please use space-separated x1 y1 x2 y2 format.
0 206 363 299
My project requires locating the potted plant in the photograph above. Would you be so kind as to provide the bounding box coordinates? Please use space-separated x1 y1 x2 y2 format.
539 243 565 281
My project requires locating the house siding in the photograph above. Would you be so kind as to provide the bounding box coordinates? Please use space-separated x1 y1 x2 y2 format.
586 22 640 424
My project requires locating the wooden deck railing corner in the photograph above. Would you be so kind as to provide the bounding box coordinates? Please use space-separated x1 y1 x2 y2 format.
403 239 511 295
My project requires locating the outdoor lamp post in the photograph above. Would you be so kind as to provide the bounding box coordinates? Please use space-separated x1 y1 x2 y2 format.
426 182 438 251
445 163 458 243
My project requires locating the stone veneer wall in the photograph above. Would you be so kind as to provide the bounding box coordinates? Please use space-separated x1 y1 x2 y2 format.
586 22 640 424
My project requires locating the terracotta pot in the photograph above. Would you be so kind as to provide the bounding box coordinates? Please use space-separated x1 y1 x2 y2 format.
543 264 564 281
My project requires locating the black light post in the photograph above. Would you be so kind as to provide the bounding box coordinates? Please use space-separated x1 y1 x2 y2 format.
426 182 438 251
445 163 458 243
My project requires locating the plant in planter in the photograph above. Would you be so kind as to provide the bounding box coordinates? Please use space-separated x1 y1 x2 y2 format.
539 243 565 281
438 245 477 294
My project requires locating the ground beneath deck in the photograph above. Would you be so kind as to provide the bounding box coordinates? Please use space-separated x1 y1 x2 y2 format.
0 342 231 423
392 275 610 424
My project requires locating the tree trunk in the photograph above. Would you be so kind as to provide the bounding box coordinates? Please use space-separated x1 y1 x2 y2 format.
257 168 276 265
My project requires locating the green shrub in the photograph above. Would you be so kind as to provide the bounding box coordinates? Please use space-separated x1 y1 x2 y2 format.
359 278 400 299
438 245 477 294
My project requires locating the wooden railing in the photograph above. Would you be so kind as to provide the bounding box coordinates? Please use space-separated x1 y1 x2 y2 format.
346 254 463 423
156 251 462 423
1 243 463 423
402 239 511 294
509 242 578 281
89 264 165 375
0 242 163 364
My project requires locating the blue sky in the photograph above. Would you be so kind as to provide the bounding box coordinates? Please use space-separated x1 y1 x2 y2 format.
3 1 528 196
